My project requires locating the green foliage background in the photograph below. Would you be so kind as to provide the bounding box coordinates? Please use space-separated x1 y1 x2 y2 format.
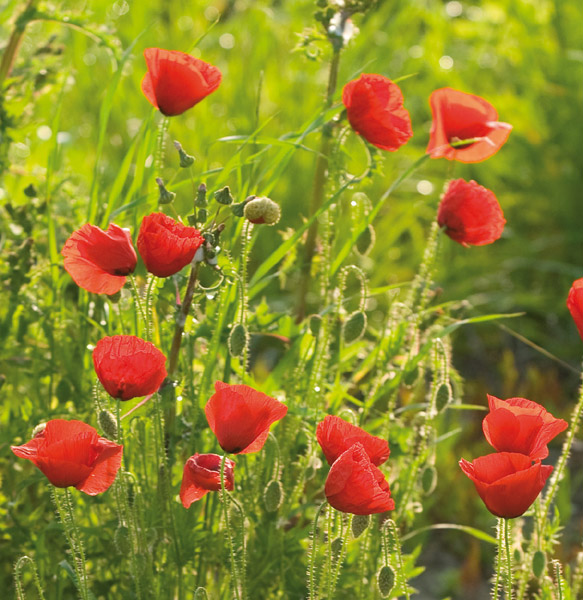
1 0 583 598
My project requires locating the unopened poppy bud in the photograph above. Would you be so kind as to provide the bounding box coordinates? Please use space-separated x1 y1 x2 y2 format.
193 589 209 600
342 311 366 344
377 565 396 597
351 514 369 538
421 465 437 495
156 178 176 205
32 422 47 438
228 323 248 357
309 314 322 336
356 224 375 256
108 290 122 304
197 208 208 223
98 409 118 439
174 140 195 168
263 479 284 512
435 382 452 413
532 550 546 578
114 526 131 555
214 186 234 205
243 196 281 225
196 183 207 207
187 214 197 226
403 365 419 387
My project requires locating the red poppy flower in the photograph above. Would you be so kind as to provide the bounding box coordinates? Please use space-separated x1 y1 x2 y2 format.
482 395 567 460
61 223 137 295
325 443 395 515
567 278 583 341
459 452 553 518
204 381 288 454
141 48 221 117
137 212 205 278
93 335 167 401
437 179 506 246
342 73 413 151
11 419 123 495
180 453 235 508
426 87 512 163
316 415 389 466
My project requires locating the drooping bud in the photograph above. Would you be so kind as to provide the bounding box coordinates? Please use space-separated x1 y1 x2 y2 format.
195 183 207 207
197 208 208 223
214 186 234 205
193 589 209 600
114 526 131 555
532 550 547 578
156 177 176 205
356 224 375 256
309 314 322 336
403 365 420 387
342 311 366 344
173 140 195 168
263 479 284 512
435 382 452 413
228 323 248 357
351 514 369 538
243 196 281 225
98 409 118 440
421 465 438 495
377 565 396 597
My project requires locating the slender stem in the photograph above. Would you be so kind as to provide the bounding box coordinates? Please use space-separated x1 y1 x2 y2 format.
239 221 252 381
493 518 503 600
155 117 169 174
220 455 242 600
308 502 328 600
542 359 583 523
121 392 154 420
296 47 341 322
129 275 148 327
503 518 513 600
145 275 156 342
14 556 46 600
167 261 200 376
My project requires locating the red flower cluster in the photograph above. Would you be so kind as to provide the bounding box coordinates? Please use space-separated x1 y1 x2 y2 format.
317 415 394 515
437 179 506 247
141 48 221 117
460 395 565 518
137 212 204 278
567 278 583 341
342 73 413 151
93 335 167 400
11 420 123 495
426 87 512 163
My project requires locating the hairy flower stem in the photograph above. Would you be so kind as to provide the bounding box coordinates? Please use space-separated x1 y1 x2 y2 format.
220 455 244 600
145 275 156 342
129 275 148 329
0 0 38 87
308 501 328 600
239 221 252 381
493 519 503 600
296 47 341 322
52 488 90 600
14 555 46 600
542 359 583 524
503 518 513 599
385 520 410 600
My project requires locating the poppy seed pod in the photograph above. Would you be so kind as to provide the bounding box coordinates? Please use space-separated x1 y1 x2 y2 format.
61 223 137 295
426 87 512 163
11 419 123 495
342 73 413 151
243 196 281 225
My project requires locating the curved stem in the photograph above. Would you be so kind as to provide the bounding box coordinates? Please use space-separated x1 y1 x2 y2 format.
308 501 328 600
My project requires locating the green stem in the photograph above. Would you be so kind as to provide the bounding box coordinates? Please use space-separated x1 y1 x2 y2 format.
129 275 148 329
296 46 341 322
493 518 503 600
220 455 242 600
145 275 156 342
155 117 169 174
308 502 328 600
503 518 513 600
14 556 46 600
239 221 252 382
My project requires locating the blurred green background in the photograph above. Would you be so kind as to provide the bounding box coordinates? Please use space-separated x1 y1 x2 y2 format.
2 0 583 597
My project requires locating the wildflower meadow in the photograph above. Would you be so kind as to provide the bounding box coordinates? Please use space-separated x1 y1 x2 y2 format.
2 1 583 599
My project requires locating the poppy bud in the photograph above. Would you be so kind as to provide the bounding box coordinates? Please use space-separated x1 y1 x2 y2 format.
98 409 118 440
435 382 452 413
174 140 195 168
214 186 234 205
228 323 248 357
263 479 284 512
355 224 375 256
156 178 176 205
196 183 207 207
377 565 396 597
351 514 369 538
193 589 209 600
403 365 420 387
532 550 546 578
197 208 208 223
309 314 322 336
342 311 366 344
243 196 281 225
114 525 131 555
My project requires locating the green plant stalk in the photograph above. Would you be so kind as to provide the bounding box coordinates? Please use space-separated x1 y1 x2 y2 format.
145 275 156 342
239 221 252 381
53 488 90 600
308 502 328 600
129 275 148 328
328 514 351 598
386 520 410 600
493 518 503 600
553 560 564 600
14 555 46 600
296 46 341 322
503 519 513 599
